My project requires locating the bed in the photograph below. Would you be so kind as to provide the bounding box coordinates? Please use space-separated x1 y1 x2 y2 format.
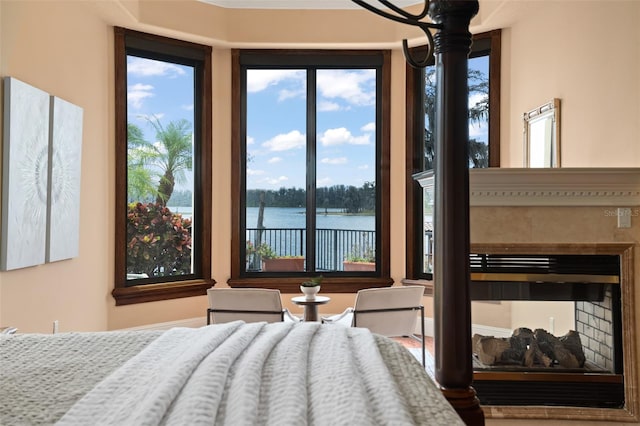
1 321 464 425
1 0 480 424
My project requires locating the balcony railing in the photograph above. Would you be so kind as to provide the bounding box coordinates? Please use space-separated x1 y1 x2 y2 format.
246 227 434 274
246 227 375 272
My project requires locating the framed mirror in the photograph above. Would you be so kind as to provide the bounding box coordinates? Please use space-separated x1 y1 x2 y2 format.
523 98 560 167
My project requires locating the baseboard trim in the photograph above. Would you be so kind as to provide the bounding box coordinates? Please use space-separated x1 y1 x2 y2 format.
417 317 511 338
120 317 206 331
120 316 512 338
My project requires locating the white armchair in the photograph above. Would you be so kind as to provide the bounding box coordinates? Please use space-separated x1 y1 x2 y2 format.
206 288 301 324
322 285 425 366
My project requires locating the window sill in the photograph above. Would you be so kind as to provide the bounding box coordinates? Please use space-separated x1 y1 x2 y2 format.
227 276 393 293
401 278 434 296
112 279 215 306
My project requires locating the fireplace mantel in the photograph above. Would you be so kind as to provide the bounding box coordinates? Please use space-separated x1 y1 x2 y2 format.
413 168 640 207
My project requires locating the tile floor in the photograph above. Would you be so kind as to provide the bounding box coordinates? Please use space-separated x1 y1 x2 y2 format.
393 335 436 379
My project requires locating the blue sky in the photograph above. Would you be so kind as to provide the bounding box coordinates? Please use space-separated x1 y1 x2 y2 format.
126 55 489 193
127 56 195 127
246 68 377 191
126 55 195 192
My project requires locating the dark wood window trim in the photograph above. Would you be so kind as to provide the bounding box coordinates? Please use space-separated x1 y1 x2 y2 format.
228 49 392 293
405 30 502 282
112 27 214 305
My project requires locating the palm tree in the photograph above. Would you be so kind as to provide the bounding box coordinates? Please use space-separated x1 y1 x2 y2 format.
127 117 193 206
146 117 193 206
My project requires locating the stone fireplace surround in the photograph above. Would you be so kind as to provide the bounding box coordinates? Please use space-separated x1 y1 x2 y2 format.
418 168 640 422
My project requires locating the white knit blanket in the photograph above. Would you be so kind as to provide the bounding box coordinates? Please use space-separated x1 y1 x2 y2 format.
53 321 462 425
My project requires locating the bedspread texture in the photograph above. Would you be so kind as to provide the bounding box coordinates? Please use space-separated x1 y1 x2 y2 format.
0 321 462 425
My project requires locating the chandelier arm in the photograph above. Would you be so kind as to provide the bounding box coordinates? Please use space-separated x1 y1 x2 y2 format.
351 0 416 26
352 0 441 69
378 0 429 21
352 0 441 30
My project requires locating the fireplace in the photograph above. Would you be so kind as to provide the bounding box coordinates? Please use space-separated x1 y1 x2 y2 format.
469 252 624 408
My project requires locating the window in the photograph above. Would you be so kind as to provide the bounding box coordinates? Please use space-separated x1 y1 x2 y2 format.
113 28 213 305
405 30 502 280
229 50 392 293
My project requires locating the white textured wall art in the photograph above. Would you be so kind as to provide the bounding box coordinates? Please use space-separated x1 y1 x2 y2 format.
1 77 50 270
47 97 83 262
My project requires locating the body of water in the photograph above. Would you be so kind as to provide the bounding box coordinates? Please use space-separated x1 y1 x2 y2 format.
167 206 374 231
246 207 375 231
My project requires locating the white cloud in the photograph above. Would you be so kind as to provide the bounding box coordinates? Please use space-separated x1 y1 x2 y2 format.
268 157 283 164
266 176 289 185
247 136 255 145
247 168 265 176
317 69 376 106
358 164 369 170
127 57 185 78
361 122 376 132
278 87 306 102
319 127 371 146
128 83 154 109
263 130 306 151
321 157 348 165
246 69 304 93
318 101 340 112
182 104 194 111
320 128 350 146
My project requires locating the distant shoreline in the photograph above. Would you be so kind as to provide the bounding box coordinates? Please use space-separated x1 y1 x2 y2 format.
315 211 374 217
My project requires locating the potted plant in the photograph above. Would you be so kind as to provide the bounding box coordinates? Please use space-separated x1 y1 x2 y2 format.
257 243 305 272
300 275 323 300
343 243 376 271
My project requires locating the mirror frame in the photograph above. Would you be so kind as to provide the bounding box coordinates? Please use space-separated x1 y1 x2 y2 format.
523 98 561 168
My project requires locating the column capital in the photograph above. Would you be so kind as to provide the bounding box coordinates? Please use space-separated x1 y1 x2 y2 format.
428 0 479 54
428 0 479 24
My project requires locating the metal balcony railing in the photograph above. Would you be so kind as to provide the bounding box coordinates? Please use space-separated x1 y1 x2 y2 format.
246 227 375 272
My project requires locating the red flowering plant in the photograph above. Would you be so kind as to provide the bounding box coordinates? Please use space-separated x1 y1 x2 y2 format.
127 202 192 279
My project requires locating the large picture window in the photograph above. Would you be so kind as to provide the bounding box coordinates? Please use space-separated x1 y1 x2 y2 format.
113 28 213 305
230 50 392 293
406 30 502 281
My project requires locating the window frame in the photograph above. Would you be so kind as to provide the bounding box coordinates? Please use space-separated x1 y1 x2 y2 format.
405 30 502 282
228 49 392 293
112 27 214 306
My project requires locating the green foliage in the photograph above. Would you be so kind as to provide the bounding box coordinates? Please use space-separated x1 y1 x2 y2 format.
301 275 323 287
127 118 193 206
127 202 192 278
146 118 193 205
423 66 489 170
245 242 278 259
246 181 376 213
127 123 157 202
345 241 375 263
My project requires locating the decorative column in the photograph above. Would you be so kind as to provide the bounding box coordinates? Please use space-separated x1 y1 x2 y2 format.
429 1 484 425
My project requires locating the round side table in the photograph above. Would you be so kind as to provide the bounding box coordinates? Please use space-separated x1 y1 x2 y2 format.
291 295 331 322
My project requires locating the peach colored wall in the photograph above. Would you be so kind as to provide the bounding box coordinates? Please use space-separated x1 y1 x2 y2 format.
0 0 638 339
1 2 639 424
0 1 119 332
494 0 640 167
